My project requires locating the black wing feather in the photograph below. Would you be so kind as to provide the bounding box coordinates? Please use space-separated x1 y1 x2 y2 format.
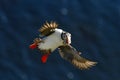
58 45 97 69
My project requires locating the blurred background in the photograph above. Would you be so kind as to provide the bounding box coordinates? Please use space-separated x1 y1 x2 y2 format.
0 0 120 80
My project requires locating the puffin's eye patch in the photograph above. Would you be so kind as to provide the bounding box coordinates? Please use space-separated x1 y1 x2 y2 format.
61 32 67 40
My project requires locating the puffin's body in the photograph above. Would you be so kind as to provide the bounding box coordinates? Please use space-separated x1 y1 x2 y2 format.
38 29 70 52
30 21 97 69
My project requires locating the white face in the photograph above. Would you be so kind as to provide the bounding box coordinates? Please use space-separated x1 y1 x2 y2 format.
66 32 71 44
61 31 71 45
54 29 71 45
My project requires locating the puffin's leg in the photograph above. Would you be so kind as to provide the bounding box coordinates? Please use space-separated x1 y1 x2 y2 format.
29 38 42 49
29 43 37 49
41 50 51 63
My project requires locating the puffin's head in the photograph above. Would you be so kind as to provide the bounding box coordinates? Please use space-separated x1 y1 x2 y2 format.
61 31 71 45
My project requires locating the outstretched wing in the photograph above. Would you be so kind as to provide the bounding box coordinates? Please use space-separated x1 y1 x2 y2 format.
39 21 58 36
58 45 97 70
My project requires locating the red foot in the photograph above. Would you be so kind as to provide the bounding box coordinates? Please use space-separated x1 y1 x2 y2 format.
41 54 50 63
29 43 37 49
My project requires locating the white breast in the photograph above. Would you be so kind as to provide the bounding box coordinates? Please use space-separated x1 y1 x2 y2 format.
38 29 64 52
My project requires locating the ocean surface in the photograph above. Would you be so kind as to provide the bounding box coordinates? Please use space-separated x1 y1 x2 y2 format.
0 0 120 80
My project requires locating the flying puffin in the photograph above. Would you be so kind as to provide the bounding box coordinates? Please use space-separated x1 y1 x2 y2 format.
29 21 97 69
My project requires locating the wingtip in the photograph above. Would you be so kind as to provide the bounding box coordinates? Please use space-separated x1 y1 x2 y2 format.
72 59 97 70
81 61 97 70
38 21 58 36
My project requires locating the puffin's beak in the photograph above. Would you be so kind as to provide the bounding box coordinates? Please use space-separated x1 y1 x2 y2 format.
65 37 68 44
61 32 71 45
66 33 71 44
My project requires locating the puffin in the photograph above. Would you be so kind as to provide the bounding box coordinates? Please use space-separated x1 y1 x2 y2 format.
29 21 97 69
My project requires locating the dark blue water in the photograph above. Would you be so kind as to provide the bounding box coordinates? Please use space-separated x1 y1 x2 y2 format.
0 0 120 80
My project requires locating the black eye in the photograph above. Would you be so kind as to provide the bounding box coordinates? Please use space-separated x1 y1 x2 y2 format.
61 32 67 40
63 33 67 39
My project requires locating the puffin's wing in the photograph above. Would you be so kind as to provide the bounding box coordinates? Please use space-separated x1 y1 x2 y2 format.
58 45 97 69
38 21 58 36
